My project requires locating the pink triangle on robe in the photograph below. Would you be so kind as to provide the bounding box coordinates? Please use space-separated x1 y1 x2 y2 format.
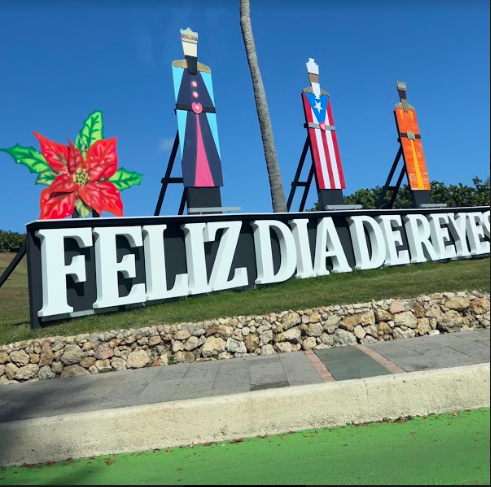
195 114 214 187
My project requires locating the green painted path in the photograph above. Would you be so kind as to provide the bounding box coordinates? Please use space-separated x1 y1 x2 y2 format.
1 410 489 485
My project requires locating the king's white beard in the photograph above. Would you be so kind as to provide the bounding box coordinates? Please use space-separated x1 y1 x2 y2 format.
312 82 321 99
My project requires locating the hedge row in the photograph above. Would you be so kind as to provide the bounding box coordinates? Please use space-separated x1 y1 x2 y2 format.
0 231 26 253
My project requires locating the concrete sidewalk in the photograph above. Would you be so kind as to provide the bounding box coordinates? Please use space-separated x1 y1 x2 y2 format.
0 329 489 468
0 329 488 424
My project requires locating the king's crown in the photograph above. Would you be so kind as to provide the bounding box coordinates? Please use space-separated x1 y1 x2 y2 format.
306 58 319 76
397 81 407 92
181 27 198 44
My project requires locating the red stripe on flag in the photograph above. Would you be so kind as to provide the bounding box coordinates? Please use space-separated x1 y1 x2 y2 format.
327 100 346 189
321 130 335 190
310 127 326 190
302 93 326 189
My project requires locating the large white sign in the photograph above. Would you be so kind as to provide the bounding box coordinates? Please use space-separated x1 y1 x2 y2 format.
30 210 490 323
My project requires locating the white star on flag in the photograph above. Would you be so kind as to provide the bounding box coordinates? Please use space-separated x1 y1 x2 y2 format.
315 102 323 113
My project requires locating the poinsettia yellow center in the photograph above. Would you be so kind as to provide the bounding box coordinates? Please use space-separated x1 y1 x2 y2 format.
73 168 89 187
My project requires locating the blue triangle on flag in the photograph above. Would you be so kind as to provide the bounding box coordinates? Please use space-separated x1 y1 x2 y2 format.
306 92 328 122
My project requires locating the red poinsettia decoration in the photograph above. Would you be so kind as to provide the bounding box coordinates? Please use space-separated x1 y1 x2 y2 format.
35 133 123 220
1 111 143 220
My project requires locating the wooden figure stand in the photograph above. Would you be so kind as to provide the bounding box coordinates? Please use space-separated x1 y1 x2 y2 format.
377 82 445 209
288 59 360 212
155 28 239 216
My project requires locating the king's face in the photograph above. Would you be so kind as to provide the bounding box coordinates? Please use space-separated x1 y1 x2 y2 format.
182 39 198 59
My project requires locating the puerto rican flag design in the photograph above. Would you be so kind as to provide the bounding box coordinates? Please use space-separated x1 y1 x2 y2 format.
302 92 346 190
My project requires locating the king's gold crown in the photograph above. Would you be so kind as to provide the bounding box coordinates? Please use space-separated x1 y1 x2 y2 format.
181 27 198 44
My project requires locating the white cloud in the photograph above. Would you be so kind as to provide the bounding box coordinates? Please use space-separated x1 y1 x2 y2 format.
158 136 176 153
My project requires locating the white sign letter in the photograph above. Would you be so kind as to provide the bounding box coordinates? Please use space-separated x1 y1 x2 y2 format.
252 221 297 285
348 216 386 270
429 213 457 260
447 213 471 259
466 212 491 256
182 223 210 296
142 225 189 301
289 219 315 279
483 211 490 240
314 217 351 275
205 221 248 292
93 227 146 309
404 214 439 264
37 228 93 318
376 215 410 267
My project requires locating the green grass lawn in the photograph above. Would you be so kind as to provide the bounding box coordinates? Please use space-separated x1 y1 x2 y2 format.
0 410 489 485
0 253 489 345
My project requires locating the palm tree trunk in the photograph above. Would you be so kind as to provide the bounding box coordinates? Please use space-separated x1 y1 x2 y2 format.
240 0 287 213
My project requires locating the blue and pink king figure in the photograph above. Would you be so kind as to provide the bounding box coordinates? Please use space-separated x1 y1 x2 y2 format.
172 28 224 208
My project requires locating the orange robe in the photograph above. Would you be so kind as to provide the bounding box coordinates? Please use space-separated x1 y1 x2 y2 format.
395 107 431 191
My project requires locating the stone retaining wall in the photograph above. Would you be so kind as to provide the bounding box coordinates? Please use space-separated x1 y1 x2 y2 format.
1 291 489 385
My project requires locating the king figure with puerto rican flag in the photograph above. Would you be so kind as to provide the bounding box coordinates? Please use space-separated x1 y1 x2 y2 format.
302 58 347 208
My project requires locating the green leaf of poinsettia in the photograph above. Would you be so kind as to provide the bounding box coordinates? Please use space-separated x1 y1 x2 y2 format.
0 145 50 174
75 198 93 218
109 168 143 191
35 170 57 186
75 111 104 152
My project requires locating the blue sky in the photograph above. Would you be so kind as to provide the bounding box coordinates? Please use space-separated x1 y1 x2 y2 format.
0 0 489 231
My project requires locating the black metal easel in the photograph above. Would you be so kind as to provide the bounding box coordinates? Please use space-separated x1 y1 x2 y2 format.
376 146 407 210
376 135 434 210
287 132 353 212
154 132 187 216
154 132 237 216
0 243 26 291
287 136 316 212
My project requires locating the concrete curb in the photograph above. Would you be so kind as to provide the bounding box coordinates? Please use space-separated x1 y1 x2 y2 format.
0 363 489 467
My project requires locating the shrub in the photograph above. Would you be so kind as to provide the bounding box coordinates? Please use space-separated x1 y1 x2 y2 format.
0 231 26 253
344 177 491 210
